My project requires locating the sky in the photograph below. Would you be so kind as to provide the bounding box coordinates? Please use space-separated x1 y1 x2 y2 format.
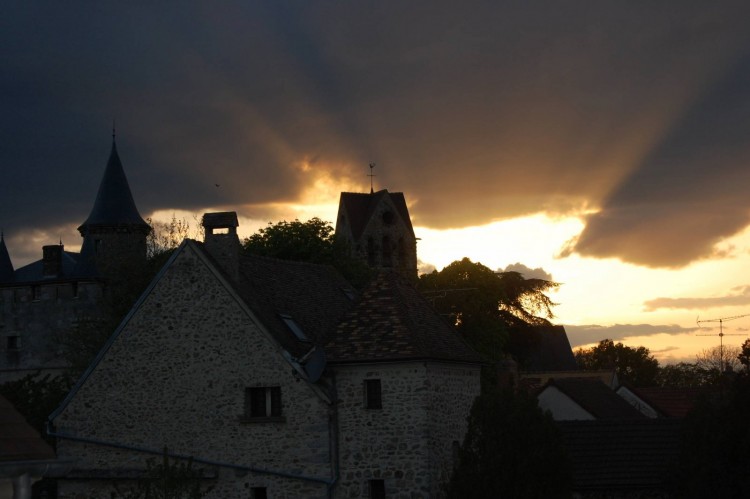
4 2 750 364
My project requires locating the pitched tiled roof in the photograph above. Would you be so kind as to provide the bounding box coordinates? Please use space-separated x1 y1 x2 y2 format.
620 385 703 418
546 378 645 420
79 140 149 231
339 191 415 240
506 325 577 371
559 419 681 492
0 394 56 462
325 271 483 364
231 251 357 359
11 250 91 283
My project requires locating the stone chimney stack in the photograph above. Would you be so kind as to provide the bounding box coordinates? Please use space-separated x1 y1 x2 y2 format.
202 212 240 281
42 244 64 278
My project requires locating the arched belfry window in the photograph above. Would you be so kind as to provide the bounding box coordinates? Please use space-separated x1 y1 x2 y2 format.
367 237 376 266
382 235 392 267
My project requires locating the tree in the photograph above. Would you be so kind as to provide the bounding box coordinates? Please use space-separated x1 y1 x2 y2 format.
655 362 715 388
0 372 71 443
243 218 372 288
696 345 742 374
672 373 750 497
146 214 197 260
448 389 571 498
111 448 213 499
574 339 659 386
419 258 559 329
739 338 750 372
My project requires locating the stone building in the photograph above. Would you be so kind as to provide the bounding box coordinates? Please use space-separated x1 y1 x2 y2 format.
49 212 482 498
0 138 149 382
335 190 418 280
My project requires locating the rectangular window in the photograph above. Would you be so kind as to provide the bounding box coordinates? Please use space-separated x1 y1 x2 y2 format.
251 487 267 499
32 285 41 301
365 379 382 410
245 387 282 419
369 479 386 499
7 336 19 351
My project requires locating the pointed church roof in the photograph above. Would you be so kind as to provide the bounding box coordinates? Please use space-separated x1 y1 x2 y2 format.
0 233 14 283
78 139 149 232
325 271 482 364
339 190 415 241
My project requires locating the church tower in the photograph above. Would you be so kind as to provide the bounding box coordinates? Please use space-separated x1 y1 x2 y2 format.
335 190 417 279
77 135 151 280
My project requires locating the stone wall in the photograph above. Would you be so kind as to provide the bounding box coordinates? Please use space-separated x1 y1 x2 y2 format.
0 280 102 382
54 244 334 498
334 361 480 498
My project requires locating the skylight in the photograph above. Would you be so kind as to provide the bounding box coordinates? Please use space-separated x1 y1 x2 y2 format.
279 313 308 341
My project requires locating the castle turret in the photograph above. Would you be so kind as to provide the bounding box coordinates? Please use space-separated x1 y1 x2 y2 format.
77 136 150 280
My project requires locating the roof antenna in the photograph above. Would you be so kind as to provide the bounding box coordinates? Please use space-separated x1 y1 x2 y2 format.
368 162 376 194
696 313 750 373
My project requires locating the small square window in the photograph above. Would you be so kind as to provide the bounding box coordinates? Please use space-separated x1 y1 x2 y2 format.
245 387 282 419
369 479 385 499
7 336 19 351
365 379 382 410
251 487 267 499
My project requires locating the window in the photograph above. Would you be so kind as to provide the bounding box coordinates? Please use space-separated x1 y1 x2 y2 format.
369 479 385 499
7 336 19 351
32 285 41 301
365 379 382 410
278 313 307 341
245 387 282 420
251 487 267 499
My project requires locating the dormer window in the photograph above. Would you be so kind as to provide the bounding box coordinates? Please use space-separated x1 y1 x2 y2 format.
279 313 307 341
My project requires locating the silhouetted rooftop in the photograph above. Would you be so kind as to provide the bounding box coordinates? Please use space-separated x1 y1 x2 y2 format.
338 190 414 240
78 140 149 232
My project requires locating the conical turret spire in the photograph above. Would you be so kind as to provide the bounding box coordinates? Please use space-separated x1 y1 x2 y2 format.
78 137 149 233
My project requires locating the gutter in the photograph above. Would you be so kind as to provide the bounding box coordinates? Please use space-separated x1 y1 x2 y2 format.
47 424 334 492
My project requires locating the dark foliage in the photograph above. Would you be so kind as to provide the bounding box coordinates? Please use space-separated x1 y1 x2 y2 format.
242 217 373 288
575 339 659 387
111 448 213 499
0 372 71 444
418 258 558 362
671 373 750 497
655 361 721 388
448 389 572 499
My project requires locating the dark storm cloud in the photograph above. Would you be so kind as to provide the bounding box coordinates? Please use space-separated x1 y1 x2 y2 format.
3 2 750 267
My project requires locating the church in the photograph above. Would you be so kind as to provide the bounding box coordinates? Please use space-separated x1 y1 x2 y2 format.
1 137 483 498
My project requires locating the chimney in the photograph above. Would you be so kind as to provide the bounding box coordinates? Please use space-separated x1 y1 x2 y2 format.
42 244 64 278
202 212 240 281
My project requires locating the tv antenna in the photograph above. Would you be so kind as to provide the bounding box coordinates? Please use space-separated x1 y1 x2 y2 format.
368 162 376 194
696 313 749 373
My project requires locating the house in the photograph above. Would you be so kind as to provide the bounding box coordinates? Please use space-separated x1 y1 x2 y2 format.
616 384 702 419
0 394 72 499
559 419 681 498
0 137 149 382
49 212 482 498
537 377 644 421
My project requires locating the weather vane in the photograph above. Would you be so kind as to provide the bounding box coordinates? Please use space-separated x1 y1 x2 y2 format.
368 162 376 194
